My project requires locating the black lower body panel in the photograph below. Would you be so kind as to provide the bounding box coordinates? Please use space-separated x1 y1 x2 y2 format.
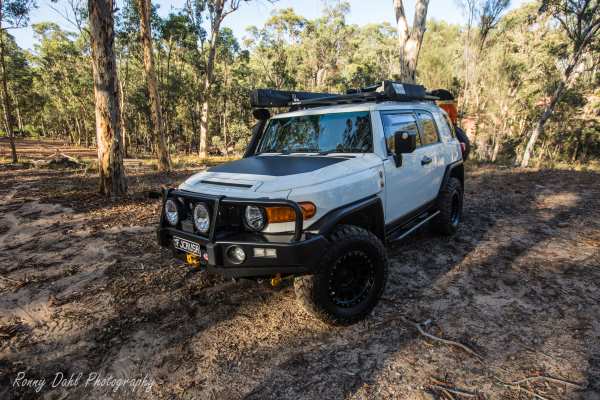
159 227 329 278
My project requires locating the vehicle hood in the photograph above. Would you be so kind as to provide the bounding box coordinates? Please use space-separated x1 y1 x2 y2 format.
179 154 383 196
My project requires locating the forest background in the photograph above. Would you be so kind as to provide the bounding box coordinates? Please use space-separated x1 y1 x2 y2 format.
1 0 598 185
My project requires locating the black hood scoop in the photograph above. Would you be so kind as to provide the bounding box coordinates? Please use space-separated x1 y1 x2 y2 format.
207 155 347 177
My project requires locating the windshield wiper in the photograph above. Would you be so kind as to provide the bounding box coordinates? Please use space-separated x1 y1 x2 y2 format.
278 148 316 155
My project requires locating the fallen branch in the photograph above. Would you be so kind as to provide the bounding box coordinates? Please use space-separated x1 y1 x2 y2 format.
378 300 580 398
510 375 586 389
409 317 483 360
440 387 456 400
0 275 22 285
375 302 483 360
496 381 550 400
431 384 477 398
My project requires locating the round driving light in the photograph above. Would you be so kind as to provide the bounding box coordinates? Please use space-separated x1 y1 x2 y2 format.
226 245 246 264
193 203 210 234
164 199 179 226
244 205 266 231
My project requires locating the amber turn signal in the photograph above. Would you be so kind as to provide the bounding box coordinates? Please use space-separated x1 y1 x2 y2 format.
265 202 316 223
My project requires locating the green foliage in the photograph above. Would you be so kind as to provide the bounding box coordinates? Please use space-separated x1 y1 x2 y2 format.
3 0 599 164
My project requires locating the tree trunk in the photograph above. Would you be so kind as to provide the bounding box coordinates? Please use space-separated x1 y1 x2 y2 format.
118 47 130 158
119 79 128 158
199 88 209 159
198 4 224 159
223 88 228 157
15 96 23 132
0 27 17 163
520 18 599 167
394 0 429 83
41 117 47 137
520 80 565 167
137 0 170 171
88 0 127 197
75 116 82 146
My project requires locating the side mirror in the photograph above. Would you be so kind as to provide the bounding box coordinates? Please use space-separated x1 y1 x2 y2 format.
393 130 417 166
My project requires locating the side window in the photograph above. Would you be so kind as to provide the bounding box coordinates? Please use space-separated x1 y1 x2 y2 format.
442 113 457 139
381 112 421 154
416 112 440 145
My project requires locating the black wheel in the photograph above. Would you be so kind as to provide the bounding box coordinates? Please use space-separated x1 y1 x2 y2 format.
294 225 388 325
433 177 463 235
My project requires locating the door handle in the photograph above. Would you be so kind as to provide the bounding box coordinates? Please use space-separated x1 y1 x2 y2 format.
421 156 432 166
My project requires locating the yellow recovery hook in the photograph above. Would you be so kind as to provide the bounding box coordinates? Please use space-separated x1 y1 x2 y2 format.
186 253 201 267
270 273 282 287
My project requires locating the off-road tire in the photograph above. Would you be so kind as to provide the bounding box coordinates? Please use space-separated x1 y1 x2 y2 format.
294 225 388 325
433 177 463 235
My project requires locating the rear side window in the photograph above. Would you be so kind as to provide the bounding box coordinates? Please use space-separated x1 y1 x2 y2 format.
442 112 457 138
381 112 422 154
416 112 440 145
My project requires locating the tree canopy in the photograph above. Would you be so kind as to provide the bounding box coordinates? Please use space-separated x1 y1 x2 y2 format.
1 0 599 166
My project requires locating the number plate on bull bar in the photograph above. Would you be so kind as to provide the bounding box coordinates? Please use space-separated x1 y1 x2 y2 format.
173 236 202 256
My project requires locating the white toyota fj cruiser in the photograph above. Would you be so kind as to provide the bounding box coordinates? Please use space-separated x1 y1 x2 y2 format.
157 81 464 325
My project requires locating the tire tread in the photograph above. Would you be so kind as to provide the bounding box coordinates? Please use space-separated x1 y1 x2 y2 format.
294 224 388 325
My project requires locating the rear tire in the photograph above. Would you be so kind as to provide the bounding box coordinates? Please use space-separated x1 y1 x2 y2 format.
433 177 463 235
294 225 388 326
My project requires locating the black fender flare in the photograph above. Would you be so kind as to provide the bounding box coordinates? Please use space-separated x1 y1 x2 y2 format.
308 195 385 240
438 160 464 198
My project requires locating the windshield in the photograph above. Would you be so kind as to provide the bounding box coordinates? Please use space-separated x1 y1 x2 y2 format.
256 111 372 154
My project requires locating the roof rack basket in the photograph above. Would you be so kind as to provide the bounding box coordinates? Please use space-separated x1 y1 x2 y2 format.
249 80 438 109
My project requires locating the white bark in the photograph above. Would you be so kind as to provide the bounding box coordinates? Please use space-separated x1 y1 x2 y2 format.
89 0 127 196
394 0 430 83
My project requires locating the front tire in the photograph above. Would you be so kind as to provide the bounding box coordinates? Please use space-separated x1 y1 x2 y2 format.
433 177 463 235
294 225 388 325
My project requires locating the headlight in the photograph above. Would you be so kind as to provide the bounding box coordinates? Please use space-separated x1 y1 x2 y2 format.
193 203 210 234
244 205 266 231
164 199 179 226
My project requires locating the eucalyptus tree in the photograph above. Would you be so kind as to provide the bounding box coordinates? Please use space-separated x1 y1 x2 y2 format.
0 0 36 163
136 0 171 171
88 0 127 196
186 0 242 158
245 8 305 89
521 0 600 167
31 23 94 144
393 0 429 83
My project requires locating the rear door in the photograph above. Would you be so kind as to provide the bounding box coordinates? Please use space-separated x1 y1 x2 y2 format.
380 111 429 224
415 110 446 202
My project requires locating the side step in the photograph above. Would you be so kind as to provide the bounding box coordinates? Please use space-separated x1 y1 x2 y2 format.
387 211 440 243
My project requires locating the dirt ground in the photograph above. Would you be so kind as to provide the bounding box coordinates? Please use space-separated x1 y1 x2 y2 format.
0 140 599 400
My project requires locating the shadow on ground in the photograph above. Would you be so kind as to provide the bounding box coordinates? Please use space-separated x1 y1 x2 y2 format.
0 164 599 399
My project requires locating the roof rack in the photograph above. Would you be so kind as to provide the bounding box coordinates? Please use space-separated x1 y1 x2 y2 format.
249 80 439 109
250 89 337 108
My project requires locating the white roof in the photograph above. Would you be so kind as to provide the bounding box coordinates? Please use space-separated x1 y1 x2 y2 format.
272 100 440 119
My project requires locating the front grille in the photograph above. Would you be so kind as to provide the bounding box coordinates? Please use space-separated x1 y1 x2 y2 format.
171 190 246 239
163 188 303 242
214 203 246 238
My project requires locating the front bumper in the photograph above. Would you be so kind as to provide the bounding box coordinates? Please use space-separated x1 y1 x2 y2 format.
157 188 328 278
158 227 328 278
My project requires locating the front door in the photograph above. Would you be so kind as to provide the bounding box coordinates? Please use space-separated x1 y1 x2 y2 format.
380 111 430 225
